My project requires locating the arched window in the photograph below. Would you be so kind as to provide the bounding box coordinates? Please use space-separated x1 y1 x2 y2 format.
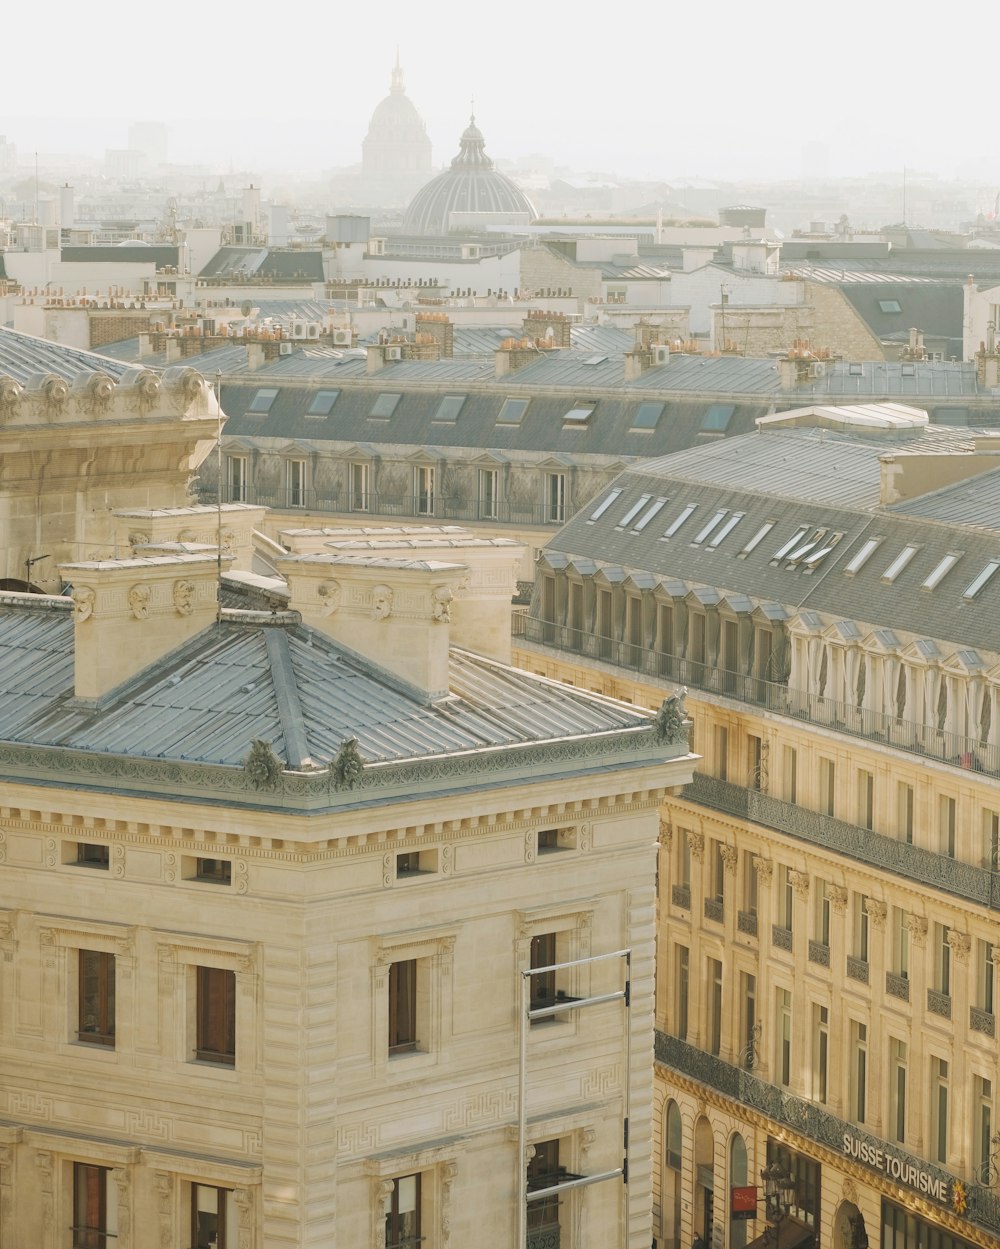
729 1132 748 1249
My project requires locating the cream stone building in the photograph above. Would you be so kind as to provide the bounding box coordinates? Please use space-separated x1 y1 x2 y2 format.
514 403 1000 1249
0 326 696 1249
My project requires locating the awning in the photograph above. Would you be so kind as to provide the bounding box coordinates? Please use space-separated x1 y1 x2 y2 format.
743 1218 815 1249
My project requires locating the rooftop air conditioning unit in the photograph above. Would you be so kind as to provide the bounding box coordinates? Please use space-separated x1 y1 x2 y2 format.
279 342 293 355
810 360 827 379
384 346 402 361
332 330 351 345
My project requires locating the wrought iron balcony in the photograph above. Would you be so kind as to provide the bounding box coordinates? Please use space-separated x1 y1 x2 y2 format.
886 972 910 1002
807 941 830 968
737 910 758 938
846 957 870 985
927 989 952 1019
771 925 792 952
971 1006 996 1038
513 615 1000 779
704 898 724 924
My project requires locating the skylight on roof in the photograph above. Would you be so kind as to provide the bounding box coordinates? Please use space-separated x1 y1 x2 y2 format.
801 534 843 571
497 397 529 425
706 512 744 549
663 504 696 538
563 404 595 425
370 392 401 418
631 401 665 430
583 354 608 366
248 387 278 413
306 389 339 416
922 552 961 591
633 497 668 531
618 495 652 528
701 403 735 433
434 394 466 422
844 538 881 574
739 522 774 557
881 545 919 583
963 560 1000 601
772 527 809 561
588 488 623 522
693 509 729 545
878 299 902 314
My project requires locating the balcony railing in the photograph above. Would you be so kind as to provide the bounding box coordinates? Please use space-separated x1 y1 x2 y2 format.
655 1030 1000 1237
807 941 830 968
513 615 1000 779
846 956 870 985
685 773 1000 910
886 972 910 1002
927 989 952 1019
970 1006 996 1038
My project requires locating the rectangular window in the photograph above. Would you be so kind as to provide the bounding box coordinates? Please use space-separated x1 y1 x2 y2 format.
497 396 529 425
710 841 726 904
777 988 792 1087
196 966 236 1065
814 880 831 948
562 403 594 426
890 1039 907 1143
897 781 914 843
784 746 798 803
881 545 919 583
527 1140 562 1234
922 552 960 590
715 724 729 782
819 757 835 816
742 851 759 917
306 389 339 416
975 1077 993 1184
739 521 774 557
844 538 881 575
350 462 370 512
963 560 1000 600
192 1184 237 1249
748 734 763 790
663 503 696 538
675 945 689 1041
631 401 665 430
813 1003 828 1103
195 858 232 884
384 1172 421 1249
931 1057 949 1164
415 465 435 516
857 769 874 830
935 923 951 996
851 1021 867 1124
478 468 499 520
371 392 401 418
588 488 622 521
247 387 278 413
741 972 757 1070
983 809 999 870
76 842 109 869
78 950 115 1046
707 958 723 1056
545 472 566 524
433 394 466 422
779 865 794 933
389 959 418 1052
978 940 995 1014
892 907 910 979
226 455 247 503
701 402 735 432
853 894 869 962
939 794 956 858
286 458 307 508
677 831 692 889
73 1162 112 1249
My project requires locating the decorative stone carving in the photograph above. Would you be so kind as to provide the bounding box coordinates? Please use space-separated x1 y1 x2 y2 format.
828 885 848 915
658 815 673 848
220 527 236 555
524 831 536 864
317 580 341 615
372 584 393 621
789 869 810 899
688 831 705 861
842 1177 859 1206
128 583 151 620
383 852 394 888
719 844 738 874
172 579 195 616
243 739 283 790
654 689 688 744
374 1178 394 1249
867 900 887 930
947 930 972 963
234 1186 253 1249
441 1161 457 1247
112 1167 131 1249
753 856 773 885
906 915 929 947
128 531 149 552
155 1171 172 1249
431 585 453 623
36 1151 54 1240
72 585 96 622
332 737 364 790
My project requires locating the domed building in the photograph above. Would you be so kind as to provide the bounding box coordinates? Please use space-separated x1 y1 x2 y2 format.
401 114 537 236
359 57 433 207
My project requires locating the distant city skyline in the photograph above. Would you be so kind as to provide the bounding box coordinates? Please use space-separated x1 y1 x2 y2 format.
3 0 999 186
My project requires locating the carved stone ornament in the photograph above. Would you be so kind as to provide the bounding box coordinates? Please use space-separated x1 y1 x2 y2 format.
947 930 972 964
431 584 454 623
906 914 929 947
172 579 195 616
659 815 673 847
318 580 341 616
688 831 705 861
789 869 810 899
719 844 738 874
654 689 689 744
867 900 888 930
72 585 96 622
753 856 773 885
128 583 151 620
372 583 393 621
332 737 364 790
828 885 848 915
243 738 283 790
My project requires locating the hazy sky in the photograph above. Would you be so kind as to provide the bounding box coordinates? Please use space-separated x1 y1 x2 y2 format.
3 0 998 185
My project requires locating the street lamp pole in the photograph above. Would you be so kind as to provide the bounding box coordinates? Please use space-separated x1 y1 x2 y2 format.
760 1162 795 1247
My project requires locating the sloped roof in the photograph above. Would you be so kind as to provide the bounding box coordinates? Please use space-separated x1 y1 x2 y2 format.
0 326 132 381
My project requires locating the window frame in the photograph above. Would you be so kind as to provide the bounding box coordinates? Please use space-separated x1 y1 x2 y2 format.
478 466 499 520
414 464 435 516
78 948 116 1047
384 1171 422 1249
285 458 308 508
73 1161 111 1249
226 454 248 503
350 460 370 512
545 471 567 524
196 965 237 1066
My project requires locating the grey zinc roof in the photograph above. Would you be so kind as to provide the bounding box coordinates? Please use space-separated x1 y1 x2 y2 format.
0 605 650 769
546 432 1000 652
888 465 1000 532
0 327 133 382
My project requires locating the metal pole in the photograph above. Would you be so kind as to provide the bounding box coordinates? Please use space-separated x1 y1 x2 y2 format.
517 967 528 1249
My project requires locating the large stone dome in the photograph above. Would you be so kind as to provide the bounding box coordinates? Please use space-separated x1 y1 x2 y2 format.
362 59 432 177
400 115 536 236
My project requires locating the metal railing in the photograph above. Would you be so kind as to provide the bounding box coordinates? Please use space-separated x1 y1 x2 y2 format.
513 616 1000 779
